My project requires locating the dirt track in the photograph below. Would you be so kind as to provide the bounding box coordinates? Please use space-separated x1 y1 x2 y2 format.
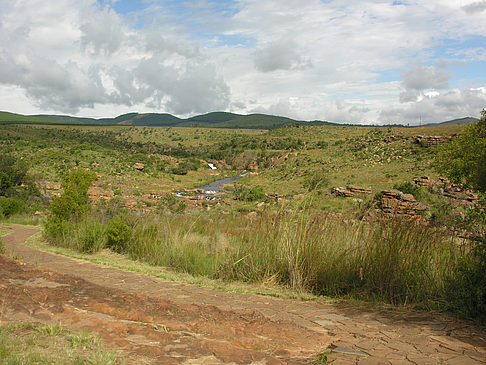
1 225 485 364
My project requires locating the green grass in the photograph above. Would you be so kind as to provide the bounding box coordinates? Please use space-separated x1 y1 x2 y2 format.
26 230 320 301
41 204 463 310
0 322 122 364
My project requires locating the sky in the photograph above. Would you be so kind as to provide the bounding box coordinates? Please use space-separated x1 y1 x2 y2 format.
0 0 485 124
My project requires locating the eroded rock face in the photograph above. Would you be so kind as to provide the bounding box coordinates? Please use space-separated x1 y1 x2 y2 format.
414 135 453 146
425 177 480 208
379 189 428 218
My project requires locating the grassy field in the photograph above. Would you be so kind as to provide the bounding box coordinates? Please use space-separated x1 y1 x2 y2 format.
0 122 464 215
2 120 483 320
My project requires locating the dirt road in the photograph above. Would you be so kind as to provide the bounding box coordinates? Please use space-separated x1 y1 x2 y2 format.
1 225 485 364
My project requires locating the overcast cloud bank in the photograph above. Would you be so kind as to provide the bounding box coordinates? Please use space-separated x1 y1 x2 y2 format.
0 0 485 124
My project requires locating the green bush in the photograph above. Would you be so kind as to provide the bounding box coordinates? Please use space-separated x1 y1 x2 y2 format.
157 194 187 214
233 185 265 202
0 197 26 218
0 237 4 254
0 154 28 196
393 181 422 198
170 166 188 175
447 238 486 322
73 216 106 253
49 169 97 221
106 216 132 253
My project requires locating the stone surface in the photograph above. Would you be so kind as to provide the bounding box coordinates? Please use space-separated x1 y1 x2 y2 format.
415 135 453 146
379 189 429 218
132 162 145 171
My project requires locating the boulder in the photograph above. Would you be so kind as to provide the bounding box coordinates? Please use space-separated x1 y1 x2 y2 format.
346 185 372 195
380 189 429 218
133 163 145 171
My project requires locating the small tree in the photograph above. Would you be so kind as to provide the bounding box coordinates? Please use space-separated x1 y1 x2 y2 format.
436 110 486 192
436 109 486 322
48 169 98 221
0 154 28 196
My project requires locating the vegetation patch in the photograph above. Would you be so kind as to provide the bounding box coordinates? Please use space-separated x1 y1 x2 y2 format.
0 321 121 364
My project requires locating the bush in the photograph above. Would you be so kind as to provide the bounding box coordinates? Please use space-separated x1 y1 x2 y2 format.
73 216 106 253
0 197 26 218
393 181 422 198
447 238 486 322
106 216 132 253
233 185 265 202
0 154 28 196
48 169 97 221
157 194 187 214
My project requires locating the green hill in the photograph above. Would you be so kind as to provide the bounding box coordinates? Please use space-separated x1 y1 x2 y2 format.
129 113 182 126
0 111 62 125
187 111 242 124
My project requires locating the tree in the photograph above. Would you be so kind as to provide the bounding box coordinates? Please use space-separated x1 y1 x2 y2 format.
0 154 28 196
48 169 98 221
436 109 486 193
436 110 486 322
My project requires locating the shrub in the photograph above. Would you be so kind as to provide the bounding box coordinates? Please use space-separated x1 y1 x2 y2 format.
393 181 422 198
446 238 486 322
73 216 106 253
0 154 28 196
157 194 187 214
106 216 132 253
233 185 265 202
0 197 26 218
170 166 188 175
48 169 97 221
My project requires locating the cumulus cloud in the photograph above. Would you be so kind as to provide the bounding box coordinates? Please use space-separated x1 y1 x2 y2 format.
462 1 486 14
0 0 485 123
80 7 125 55
381 88 486 124
0 0 231 115
402 64 450 91
254 39 312 72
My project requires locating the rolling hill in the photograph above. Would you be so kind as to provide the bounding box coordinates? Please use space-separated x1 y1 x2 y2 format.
0 110 479 129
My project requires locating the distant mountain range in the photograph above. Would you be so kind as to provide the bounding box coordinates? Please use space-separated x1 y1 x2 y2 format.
0 110 479 129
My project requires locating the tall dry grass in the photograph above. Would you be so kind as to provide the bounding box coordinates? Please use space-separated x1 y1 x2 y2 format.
44 206 462 308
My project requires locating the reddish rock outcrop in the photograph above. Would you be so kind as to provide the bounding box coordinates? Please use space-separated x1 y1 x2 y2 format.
379 189 428 218
414 135 453 146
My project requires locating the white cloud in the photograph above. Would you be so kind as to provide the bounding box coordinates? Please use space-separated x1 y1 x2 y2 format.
402 64 450 91
254 39 312 72
0 0 484 123
462 1 486 14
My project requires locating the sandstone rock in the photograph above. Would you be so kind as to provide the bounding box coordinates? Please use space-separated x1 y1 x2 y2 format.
332 187 355 197
332 185 371 197
379 189 429 218
133 163 145 171
415 135 453 146
346 185 372 195
413 176 430 186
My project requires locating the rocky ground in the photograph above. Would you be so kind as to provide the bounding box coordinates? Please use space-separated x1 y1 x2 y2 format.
1 226 485 364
